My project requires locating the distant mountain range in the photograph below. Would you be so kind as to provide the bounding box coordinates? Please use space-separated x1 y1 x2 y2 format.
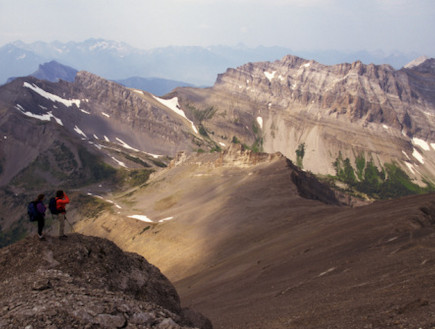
0 38 422 87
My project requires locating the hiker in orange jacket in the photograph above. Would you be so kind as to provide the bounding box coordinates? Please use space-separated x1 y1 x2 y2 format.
56 190 70 239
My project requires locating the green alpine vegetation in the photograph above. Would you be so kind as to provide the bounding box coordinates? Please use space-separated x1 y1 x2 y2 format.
332 152 434 199
295 143 305 168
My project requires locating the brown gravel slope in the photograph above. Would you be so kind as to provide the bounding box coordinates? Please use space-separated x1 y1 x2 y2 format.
175 192 435 329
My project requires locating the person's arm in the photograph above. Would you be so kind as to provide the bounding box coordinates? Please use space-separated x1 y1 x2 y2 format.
36 202 46 215
58 193 70 205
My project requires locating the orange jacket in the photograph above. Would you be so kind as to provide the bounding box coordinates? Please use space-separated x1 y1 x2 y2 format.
56 193 70 213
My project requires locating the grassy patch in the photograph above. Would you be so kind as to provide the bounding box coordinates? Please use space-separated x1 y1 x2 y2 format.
331 152 434 199
124 154 151 168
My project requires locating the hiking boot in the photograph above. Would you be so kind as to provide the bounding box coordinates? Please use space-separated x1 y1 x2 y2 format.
38 234 46 241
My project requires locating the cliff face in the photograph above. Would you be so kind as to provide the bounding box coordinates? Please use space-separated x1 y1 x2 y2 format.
176 56 435 181
0 234 211 329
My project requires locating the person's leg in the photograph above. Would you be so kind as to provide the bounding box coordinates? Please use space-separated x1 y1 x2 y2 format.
58 213 65 237
37 216 45 239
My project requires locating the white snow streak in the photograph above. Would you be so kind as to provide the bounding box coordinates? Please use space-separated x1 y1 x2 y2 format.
319 267 336 277
87 193 122 209
104 136 110 142
405 162 415 174
73 125 87 138
102 112 110 118
128 215 154 223
412 148 425 164
412 137 430 151
111 156 127 168
256 116 263 129
116 137 139 152
23 82 81 108
153 96 198 134
158 217 174 223
15 104 63 126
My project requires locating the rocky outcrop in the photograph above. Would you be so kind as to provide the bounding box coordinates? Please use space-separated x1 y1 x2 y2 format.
0 234 212 329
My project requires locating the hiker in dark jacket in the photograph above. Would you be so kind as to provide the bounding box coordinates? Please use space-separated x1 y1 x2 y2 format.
34 194 46 240
55 190 70 239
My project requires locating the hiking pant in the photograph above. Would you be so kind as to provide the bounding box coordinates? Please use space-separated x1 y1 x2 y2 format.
37 215 45 236
58 213 66 236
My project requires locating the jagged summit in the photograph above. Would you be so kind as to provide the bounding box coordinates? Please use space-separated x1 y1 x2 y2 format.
0 234 211 329
404 55 430 69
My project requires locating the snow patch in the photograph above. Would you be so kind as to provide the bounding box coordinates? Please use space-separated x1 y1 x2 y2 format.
153 96 198 134
264 71 276 82
80 109 91 114
128 215 153 223
319 267 336 277
15 104 63 126
102 112 110 118
73 125 87 138
219 142 226 147
256 116 263 129
158 217 174 223
412 137 430 151
116 138 139 152
111 156 127 168
402 151 410 160
382 124 389 130
412 148 425 164
405 162 415 174
302 62 311 68
23 82 81 108
104 136 110 142
93 134 99 140
431 143 435 151
133 89 144 95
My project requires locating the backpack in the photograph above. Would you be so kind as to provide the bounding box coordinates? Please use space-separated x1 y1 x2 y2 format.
27 202 38 222
48 197 59 215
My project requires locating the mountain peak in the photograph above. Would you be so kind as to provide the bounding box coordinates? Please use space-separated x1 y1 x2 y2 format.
31 60 78 82
404 55 430 68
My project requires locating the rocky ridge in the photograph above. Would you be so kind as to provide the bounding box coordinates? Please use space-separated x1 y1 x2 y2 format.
175 56 435 181
0 234 211 329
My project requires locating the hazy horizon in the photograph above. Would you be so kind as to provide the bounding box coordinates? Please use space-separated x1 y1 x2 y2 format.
1 0 434 58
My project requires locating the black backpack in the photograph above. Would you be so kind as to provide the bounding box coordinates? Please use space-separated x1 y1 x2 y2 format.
48 197 59 215
27 202 38 222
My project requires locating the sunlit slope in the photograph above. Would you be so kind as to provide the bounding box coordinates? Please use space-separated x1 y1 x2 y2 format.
75 146 338 281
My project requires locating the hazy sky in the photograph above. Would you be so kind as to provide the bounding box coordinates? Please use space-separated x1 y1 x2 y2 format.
1 0 434 56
